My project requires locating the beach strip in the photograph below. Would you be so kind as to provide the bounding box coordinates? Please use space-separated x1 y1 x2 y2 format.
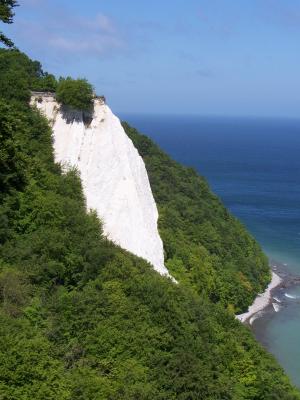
236 271 282 324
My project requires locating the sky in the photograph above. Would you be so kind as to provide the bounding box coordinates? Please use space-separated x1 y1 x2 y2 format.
3 0 300 117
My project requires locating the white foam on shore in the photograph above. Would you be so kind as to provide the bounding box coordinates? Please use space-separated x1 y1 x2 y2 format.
272 302 281 312
284 293 298 299
236 272 282 324
249 310 265 325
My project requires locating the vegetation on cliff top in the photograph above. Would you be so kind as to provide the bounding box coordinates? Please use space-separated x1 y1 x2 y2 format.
0 49 57 102
0 0 93 112
56 77 94 111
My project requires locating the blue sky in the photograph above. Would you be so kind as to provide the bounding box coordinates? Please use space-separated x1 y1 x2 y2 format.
3 0 300 117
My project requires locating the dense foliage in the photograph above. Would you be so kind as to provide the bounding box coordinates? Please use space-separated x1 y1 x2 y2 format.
0 49 57 102
0 48 299 399
56 77 94 111
0 0 18 47
123 123 270 312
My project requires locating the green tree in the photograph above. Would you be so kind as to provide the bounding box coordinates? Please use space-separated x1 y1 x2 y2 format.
32 72 57 92
0 49 57 102
0 100 28 197
0 0 18 47
56 77 94 111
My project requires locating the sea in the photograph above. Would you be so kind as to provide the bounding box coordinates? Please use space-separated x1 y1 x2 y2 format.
121 114 300 387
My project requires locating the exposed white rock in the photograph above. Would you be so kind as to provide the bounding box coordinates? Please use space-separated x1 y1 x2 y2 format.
31 93 171 278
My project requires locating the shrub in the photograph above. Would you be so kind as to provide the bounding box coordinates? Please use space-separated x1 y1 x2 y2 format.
56 77 94 111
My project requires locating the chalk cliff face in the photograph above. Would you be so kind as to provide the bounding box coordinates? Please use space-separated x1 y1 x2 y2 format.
31 94 170 277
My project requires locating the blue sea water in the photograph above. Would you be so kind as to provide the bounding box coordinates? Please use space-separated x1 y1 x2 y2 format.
121 114 300 387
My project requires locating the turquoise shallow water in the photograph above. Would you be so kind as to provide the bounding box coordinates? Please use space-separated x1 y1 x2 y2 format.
253 284 300 385
121 114 300 387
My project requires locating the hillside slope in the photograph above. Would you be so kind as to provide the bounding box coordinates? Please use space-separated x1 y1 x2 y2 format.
0 49 299 399
124 123 270 312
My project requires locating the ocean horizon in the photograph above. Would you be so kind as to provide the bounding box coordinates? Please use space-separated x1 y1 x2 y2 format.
121 113 300 387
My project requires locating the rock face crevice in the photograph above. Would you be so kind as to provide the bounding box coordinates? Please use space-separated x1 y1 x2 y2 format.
31 94 171 278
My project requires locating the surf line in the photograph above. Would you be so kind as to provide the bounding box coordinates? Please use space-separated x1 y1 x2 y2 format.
236 271 282 325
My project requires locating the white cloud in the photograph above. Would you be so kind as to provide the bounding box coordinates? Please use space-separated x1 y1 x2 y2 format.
96 14 116 34
13 6 125 59
48 31 123 55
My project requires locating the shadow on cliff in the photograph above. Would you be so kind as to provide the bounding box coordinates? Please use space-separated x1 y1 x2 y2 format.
61 104 94 127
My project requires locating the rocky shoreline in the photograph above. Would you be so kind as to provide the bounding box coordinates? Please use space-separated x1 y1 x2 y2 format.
237 261 300 325
236 270 282 324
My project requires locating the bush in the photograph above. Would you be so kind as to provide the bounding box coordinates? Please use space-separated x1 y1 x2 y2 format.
56 77 94 111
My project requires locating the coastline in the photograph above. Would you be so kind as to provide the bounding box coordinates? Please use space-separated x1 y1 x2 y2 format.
236 270 282 324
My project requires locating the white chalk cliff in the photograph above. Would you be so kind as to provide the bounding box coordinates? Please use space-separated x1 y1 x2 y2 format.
31 93 171 278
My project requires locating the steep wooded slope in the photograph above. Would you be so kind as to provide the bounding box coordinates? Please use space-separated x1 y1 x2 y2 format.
124 123 270 312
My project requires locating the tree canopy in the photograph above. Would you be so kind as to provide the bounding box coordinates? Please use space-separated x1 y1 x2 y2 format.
56 77 94 111
0 49 57 102
0 0 18 47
